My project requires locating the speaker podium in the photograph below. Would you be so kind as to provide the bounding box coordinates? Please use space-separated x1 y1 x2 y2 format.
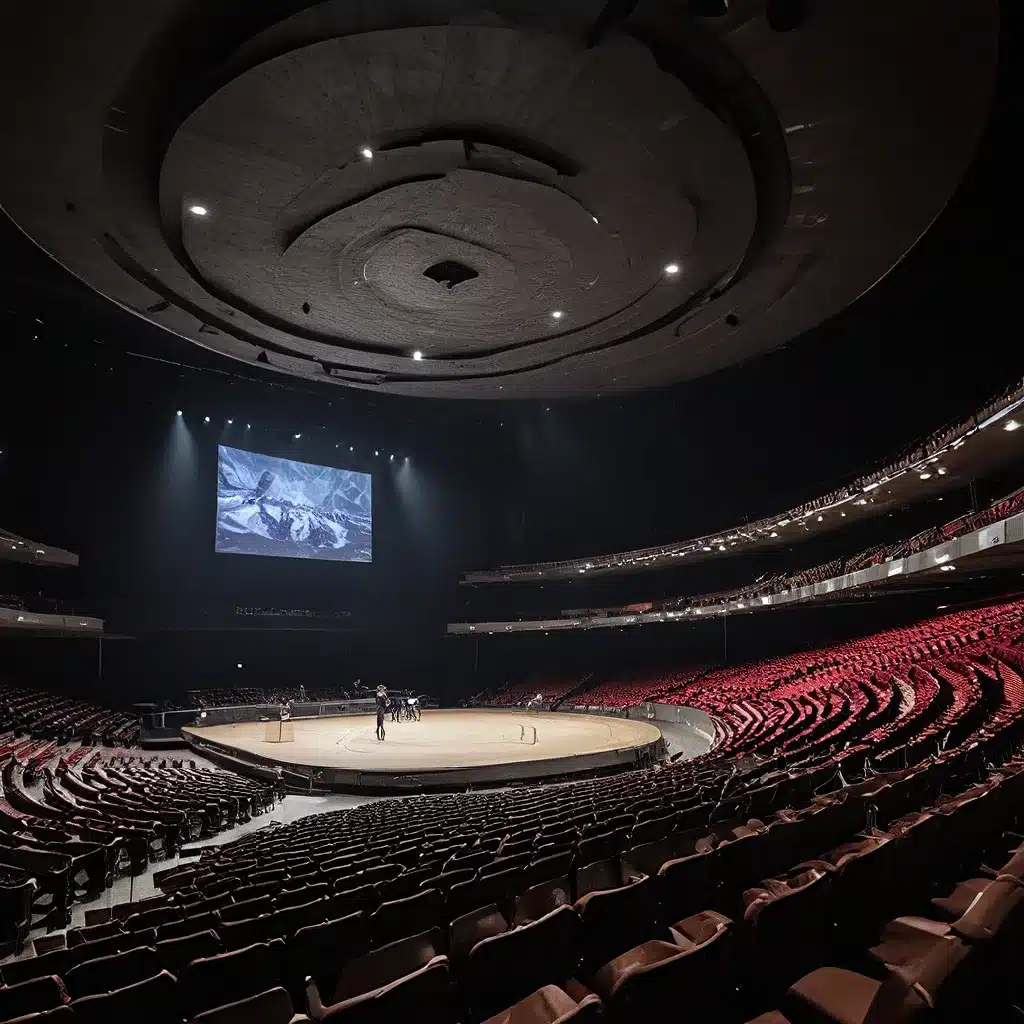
265 720 295 743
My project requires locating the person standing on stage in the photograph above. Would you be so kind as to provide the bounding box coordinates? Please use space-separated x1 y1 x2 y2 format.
375 685 387 741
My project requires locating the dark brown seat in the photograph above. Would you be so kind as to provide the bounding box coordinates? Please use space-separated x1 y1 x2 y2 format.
369 888 443 946
479 984 602 1024
589 910 733 1018
283 913 367 1008
182 939 284 1018
0 974 69 1021
188 985 306 1024
64 944 160 1000
156 928 223 977
69 969 181 1024
449 904 510 966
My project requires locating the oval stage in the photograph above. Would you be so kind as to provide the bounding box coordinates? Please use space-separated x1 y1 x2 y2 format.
182 709 664 791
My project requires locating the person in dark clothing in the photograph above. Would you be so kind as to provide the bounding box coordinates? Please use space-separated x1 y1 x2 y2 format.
375 686 387 741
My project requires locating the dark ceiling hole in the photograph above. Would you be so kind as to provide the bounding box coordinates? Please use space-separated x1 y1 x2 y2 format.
423 260 479 289
301 301 311 314
725 313 741 328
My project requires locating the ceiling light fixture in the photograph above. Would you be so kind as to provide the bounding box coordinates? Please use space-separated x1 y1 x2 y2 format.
663 263 680 275
551 310 564 319
294 433 301 439
360 146 374 160
412 350 423 361
203 416 210 423
227 418 233 425
920 472 932 480
188 204 208 216
176 410 182 417
1005 419 1020 432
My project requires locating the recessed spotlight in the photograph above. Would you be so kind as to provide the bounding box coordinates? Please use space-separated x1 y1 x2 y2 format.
246 423 250 429
360 146 374 160
294 433 301 439
940 564 956 571
236 662 243 669
188 205 208 217
389 454 394 461
176 410 182 417
664 263 680 275
920 472 932 480
374 450 379 457
203 416 210 423
227 418 233 425
937 467 947 475
592 216 599 224
1005 419 1020 432
350 446 354 451
412 350 423 361
551 310 564 319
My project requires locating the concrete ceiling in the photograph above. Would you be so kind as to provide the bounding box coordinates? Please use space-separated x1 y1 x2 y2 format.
0 0 998 398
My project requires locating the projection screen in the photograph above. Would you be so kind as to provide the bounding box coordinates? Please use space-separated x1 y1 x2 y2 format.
216 445 372 562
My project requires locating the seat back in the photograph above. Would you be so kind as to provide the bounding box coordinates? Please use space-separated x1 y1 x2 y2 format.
320 957 452 1023
369 888 443 946
330 928 445 1004
69 969 180 1024
449 904 509 965
189 985 296 1024
466 905 582 1020
183 940 283 1018
155 928 222 977
284 912 367 1007
0 974 69 1021
64 944 160 999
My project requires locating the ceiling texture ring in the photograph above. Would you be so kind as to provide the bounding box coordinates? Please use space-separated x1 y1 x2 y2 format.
0 0 999 398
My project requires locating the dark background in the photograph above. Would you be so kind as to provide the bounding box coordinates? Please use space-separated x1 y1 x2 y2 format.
0 52 1017 704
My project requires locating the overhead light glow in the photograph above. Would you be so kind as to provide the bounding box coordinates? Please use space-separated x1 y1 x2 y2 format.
1005 419 1020 432
592 216 599 224
663 263 680 275
236 662 243 669
203 416 210 423
412 350 423 361
389 454 394 461
350 446 354 451
770 531 778 538
227 419 233 425
360 146 374 160
294 433 301 439
246 423 250 429
551 310 564 319
940 564 956 571
188 204 208 216
176 410 182 417
817 515 823 522
937 467 947 475
920 472 932 480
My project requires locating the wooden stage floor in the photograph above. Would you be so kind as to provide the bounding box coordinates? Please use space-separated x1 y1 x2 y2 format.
183 709 662 774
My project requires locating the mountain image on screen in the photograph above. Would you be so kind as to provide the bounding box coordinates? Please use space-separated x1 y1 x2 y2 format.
216 445 372 562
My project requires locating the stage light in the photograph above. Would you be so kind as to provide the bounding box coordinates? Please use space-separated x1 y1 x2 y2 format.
412 350 423 360
203 416 210 423
294 433 301 439
176 410 182 416
188 204 208 216
227 418 233 425
551 310 564 319
664 263 680 275
1005 419 1020 432
360 146 374 160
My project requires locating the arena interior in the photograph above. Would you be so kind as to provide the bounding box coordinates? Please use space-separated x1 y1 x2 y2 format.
0 2 1019 1022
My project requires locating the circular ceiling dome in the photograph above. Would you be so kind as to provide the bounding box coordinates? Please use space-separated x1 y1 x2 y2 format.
0 0 998 398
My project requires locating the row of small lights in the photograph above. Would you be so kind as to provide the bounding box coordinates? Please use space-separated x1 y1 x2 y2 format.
526 416 1022 578
185 145 682 354
176 410 404 461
